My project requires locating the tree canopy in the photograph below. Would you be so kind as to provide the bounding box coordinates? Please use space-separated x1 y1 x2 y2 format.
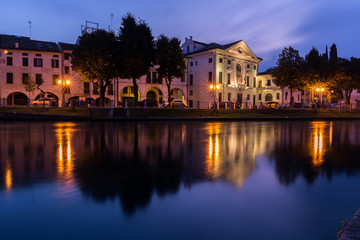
71 29 118 106
117 13 154 105
155 34 186 104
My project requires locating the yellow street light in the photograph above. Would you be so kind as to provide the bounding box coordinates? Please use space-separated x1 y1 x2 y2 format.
57 79 71 107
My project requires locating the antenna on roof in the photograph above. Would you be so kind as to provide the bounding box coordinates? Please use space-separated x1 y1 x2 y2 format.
110 13 114 31
81 21 99 36
28 21 32 39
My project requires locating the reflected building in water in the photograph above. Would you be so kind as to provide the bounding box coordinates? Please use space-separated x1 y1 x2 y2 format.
1 121 360 215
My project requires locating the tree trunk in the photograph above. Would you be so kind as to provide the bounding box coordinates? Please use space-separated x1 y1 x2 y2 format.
345 89 352 105
100 84 106 107
132 77 138 106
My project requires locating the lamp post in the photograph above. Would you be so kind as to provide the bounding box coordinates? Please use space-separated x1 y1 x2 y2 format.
57 79 70 107
210 84 220 109
316 87 325 108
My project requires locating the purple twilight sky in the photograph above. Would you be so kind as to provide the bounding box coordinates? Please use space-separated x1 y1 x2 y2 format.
1 0 359 72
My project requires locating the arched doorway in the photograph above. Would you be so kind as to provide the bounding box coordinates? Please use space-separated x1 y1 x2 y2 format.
6 92 28 106
170 88 184 101
121 86 140 105
265 93 273 101
145 87 163 105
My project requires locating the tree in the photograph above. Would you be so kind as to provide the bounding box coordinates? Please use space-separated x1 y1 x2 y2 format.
71 29 118 107
272 46 303 106
23 75 36 100
117 13 154 105
333 57 360 104
155 34 186 104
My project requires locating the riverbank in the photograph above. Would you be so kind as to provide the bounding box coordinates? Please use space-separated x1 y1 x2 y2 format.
1 107 360 121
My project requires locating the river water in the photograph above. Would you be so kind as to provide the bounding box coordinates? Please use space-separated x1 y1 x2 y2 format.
0 121 359 239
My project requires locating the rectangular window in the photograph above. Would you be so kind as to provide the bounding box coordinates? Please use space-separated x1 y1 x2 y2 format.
34 58 43 67
246 76 249 86
219 58 223 63
7 57 13 66
23 58 28 66
208 72 212 83
253 77 256 87
228 60 231 64
190 74 193 86
7 73 13 84
36 74 42 84
22 73 29 84
276 93 280 100
254 65 256 70
52 74 59 84
209 58 212 63
53 55 59 58
51 59 59 68
267 79 271 86
219 92 222 102
84 82 90 94
152 72 157 83
22 53 28 56
190 90 193 96
258 80 262 88
64 53 70 60
247 64 250 68
258 94 262 101
285 92 288 100
219 72 222 83
108 84 114 95
36 54 41 57
228 93 231 101
247 94 250 101
146 72 151 83
227 73 231 84
65 66 69 74
195 61 197 66
190 62 193 66
189 100 193 108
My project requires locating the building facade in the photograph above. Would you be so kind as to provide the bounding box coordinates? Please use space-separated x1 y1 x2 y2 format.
183 36 281 108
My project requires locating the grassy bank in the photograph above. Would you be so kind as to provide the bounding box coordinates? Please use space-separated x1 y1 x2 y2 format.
1 106 360 120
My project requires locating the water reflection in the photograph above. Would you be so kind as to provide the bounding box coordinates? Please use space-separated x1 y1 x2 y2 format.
1 121 360 215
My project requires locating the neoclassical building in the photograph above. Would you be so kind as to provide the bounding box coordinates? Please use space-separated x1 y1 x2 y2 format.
183 36 280 108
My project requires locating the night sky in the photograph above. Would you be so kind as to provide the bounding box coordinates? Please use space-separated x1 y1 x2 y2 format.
1 0 359 71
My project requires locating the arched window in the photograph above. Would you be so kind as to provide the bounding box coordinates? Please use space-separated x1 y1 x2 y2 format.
265 93 273 101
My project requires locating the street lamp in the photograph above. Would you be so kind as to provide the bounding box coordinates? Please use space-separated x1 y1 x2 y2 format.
210 84 220 109
57 79 70 107
316 87 325 108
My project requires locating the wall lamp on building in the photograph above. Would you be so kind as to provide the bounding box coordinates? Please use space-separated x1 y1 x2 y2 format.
57 79 71 107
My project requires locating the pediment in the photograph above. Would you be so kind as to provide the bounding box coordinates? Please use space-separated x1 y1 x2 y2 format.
226 41 258 60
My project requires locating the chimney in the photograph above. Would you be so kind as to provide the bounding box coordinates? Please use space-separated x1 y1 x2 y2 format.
15 42 19 48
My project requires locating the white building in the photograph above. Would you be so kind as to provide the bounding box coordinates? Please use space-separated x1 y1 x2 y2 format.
183 36 280 108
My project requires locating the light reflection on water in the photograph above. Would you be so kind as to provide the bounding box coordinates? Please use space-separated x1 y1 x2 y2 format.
0 121 360 239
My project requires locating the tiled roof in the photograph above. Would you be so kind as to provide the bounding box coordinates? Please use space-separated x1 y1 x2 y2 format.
59 42 76 51
0 34 61 52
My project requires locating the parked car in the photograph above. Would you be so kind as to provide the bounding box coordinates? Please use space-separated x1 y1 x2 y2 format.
262 101 278 109
32 98 57 107
165 99 187 108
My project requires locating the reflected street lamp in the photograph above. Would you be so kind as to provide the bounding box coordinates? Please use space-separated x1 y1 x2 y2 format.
210 84 220 109
57 79 70 107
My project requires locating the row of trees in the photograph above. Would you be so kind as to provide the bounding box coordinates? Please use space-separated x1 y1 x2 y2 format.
271 44 360 105
71 13 186 106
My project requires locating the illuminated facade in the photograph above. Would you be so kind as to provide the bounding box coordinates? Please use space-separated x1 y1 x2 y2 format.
183 36 281 108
